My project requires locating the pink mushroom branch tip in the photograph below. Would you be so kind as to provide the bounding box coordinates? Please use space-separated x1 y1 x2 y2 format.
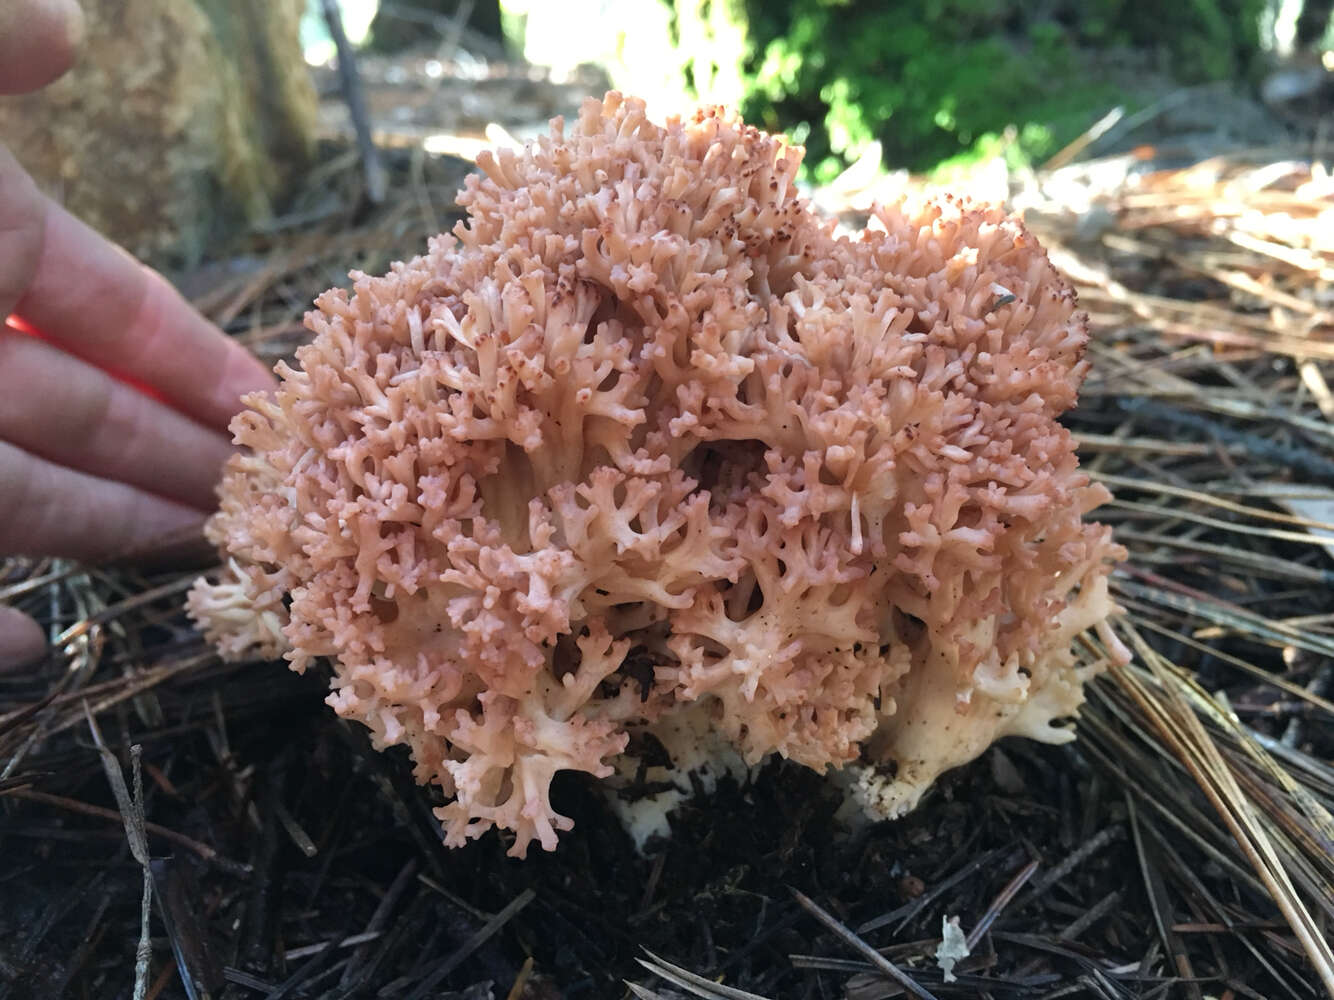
189 91 1126 858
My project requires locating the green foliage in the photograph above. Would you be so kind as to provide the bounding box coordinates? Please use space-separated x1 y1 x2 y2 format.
728 0 1267 177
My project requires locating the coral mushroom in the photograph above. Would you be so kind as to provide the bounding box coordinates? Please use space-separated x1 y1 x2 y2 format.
190 92 1126 857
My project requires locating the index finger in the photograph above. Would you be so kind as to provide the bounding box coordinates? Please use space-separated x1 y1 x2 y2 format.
3 151 276 432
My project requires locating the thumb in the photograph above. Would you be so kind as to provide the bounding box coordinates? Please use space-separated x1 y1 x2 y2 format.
0 604 47 670
0 0 85 96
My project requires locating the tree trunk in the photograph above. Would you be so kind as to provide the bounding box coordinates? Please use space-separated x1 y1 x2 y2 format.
0 0 317 266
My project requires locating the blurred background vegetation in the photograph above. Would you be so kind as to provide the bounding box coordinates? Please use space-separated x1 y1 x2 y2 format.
734 0 1270 180
318 0 1332 183
24 0 1323 262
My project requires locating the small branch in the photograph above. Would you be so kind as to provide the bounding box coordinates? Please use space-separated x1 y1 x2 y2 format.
85 708 153 1000
400 889 535 1000
320 0 386 205
6 786 251 877
966 859 1038 950
790 888 939 1000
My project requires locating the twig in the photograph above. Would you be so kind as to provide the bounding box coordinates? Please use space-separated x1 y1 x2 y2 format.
320 0 386 205
637 950 776 1000
790 888 939 1000
399 889 535 1000
967 859 1038 949
5 786 250 876
338 858 418 987
85 707 153 1000
1113 627 1334 996
1042 106 1125 171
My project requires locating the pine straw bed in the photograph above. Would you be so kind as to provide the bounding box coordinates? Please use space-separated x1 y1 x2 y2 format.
1 139 1332 1000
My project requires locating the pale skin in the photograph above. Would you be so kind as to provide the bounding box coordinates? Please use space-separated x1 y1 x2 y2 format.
0 0 277 667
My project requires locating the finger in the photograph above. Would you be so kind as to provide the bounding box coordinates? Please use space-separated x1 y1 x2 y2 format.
0 328 235 510
0 153 276 435
0 439 205 562
16 203 278 431
0 0 84 95
0 148 46 318
0 605 46 670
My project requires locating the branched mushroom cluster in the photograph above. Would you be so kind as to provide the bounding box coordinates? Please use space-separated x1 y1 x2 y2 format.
190 92 1126 857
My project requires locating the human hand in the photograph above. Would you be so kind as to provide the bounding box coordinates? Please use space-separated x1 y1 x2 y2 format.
0 0 277 668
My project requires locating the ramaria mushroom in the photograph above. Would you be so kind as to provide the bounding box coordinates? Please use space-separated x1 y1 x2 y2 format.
189 92 1127 857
